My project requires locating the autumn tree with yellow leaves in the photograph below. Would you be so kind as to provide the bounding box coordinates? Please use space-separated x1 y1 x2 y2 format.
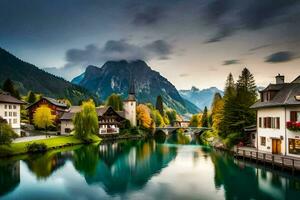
33 105 56 136
137 104 154 130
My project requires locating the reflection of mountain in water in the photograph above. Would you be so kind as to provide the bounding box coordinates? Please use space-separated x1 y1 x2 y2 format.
73 140 177 195
210 151 300 199
0 161 20 197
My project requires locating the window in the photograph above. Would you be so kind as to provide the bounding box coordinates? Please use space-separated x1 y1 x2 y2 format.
8 119 12 125
289 139 300 155
9 112 12 117
9 105 11 109
290 111 300 122
13 119 17 124
13 105 16 109
261 137 266 146
4 111 7 117
262 117 280 129
4 105 7 109
13 112 17 117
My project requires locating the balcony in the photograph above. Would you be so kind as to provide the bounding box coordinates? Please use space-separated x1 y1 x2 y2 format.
99 127 119 134
286 121 300 132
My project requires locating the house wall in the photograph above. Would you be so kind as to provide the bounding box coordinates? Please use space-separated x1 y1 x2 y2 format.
285 106 300 158
60 120 74 135
0 103 21 135
257 107 286 154
123 100 136 127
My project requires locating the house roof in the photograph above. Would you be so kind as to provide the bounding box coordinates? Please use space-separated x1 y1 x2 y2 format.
0 92 26 104
60 106 125 121
27 97 68 109
251 83 300 109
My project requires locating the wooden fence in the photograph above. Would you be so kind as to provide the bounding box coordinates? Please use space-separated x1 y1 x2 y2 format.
234 148 300 173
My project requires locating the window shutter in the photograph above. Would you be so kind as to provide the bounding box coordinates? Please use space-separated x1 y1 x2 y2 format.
259 117 262 128
276 117 280 129
291 111 297 122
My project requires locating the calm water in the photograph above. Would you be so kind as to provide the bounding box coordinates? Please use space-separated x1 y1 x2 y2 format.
1 134 300 200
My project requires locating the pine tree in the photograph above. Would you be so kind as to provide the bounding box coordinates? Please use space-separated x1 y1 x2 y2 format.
201 106 209 127
235 68 257 130
155 95 164 116
2 79 20 99
27 91 37 103
220 73 237 137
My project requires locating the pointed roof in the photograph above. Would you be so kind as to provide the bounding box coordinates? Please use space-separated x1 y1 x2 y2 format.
128 78 135 95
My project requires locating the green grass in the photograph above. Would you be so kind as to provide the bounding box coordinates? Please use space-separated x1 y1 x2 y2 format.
0 135 101 157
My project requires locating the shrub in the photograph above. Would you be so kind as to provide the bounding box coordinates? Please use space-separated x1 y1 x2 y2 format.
26 143 47 153
223 132 242 148
0 122 18 145
130 127 140 135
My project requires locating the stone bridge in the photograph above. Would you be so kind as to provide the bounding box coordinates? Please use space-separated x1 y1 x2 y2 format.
155 127 211 135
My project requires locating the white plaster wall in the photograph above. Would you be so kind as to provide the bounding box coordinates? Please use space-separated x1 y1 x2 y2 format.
285 106 300 157
257 107 286 154
61 120 74 135
0 103 21 135
123 101 136 127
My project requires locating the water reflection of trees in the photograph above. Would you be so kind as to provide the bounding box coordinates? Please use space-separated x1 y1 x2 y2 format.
210 150 300 199
24 149 71 179
72 140 177 195
0 160 20 197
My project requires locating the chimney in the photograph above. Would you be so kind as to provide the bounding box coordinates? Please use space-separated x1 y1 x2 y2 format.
276 74 284 84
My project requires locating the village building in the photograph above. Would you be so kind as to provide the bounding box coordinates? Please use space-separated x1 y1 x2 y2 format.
173 120 190 128
60 82 137 135
60 106 127 135
26 97 68 124
0 92 26 135
251 74 300 157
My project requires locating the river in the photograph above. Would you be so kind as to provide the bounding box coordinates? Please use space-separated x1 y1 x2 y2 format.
0 134 300 200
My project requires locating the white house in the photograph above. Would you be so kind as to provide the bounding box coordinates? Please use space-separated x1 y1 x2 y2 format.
251 74 300 157
0 92 25 135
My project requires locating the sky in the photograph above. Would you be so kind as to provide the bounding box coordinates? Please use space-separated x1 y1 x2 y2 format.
1 0 300 90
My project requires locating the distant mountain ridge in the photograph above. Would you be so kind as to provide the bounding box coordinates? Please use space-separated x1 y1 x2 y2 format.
179 86 224 110
72 60 200 114
0 47 97 104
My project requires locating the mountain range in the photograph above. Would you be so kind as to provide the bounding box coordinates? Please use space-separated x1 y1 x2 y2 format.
72 60 200 114
0 47 97 104
179 86 223 110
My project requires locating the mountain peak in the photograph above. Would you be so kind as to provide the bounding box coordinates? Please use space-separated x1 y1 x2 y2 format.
72 60 200 114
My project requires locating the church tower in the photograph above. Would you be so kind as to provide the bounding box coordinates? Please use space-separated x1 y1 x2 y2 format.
123 79 137 127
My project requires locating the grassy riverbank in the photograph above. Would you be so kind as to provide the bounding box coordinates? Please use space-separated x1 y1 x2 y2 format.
0 135 101 157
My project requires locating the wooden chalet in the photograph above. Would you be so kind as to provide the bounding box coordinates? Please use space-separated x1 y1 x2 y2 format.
27 97 68 124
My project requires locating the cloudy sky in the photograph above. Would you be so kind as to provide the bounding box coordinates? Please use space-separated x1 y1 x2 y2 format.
1 0 300 90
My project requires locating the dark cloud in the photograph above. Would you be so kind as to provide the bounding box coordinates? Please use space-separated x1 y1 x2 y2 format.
202 0 300 43
222 59 240 65
132 6 165 26
249 44 272 52
265 51 294 63
46 39 174 79
144 40 172 59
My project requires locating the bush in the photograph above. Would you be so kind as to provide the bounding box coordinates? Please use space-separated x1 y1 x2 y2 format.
223 132 242 148
130 127 141 135
0 122 18 145
26 143 47 153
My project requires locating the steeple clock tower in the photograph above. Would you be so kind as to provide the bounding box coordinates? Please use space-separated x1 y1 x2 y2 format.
123 79 137 127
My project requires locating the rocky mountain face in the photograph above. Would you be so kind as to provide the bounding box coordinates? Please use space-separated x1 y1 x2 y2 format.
72 60 200 114
0 47 97 104
179 86 224 110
